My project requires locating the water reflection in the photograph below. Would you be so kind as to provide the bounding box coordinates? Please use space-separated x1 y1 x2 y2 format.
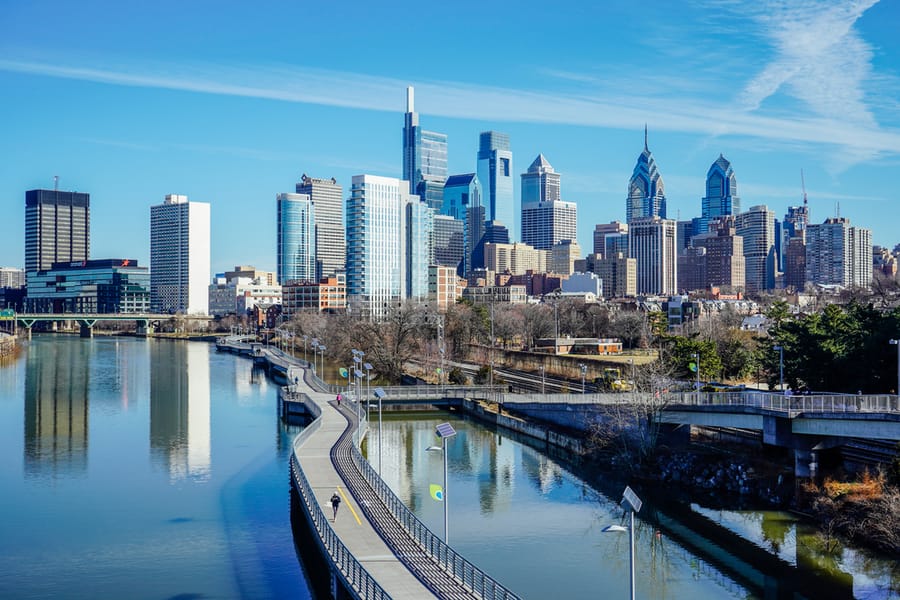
149 341 210 481
24 339 90 478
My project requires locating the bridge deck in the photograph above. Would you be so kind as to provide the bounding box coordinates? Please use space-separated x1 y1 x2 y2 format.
294 381 435 599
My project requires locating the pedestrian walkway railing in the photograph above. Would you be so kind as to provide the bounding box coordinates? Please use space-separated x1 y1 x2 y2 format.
348 438 519 600
290 399 389 600
500 390 900 416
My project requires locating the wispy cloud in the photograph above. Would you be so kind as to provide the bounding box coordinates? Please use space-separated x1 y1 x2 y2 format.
735 1 880 130
2 47 899 165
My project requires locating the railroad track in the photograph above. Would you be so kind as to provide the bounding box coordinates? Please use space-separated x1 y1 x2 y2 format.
329 401 493 600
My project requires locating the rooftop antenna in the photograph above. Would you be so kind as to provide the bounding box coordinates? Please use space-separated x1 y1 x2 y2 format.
644 124 649 152
800 169 807 208
53 175 59 191
836 201 841 219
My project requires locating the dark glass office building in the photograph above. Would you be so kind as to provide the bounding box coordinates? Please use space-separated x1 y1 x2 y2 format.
25 189 90 273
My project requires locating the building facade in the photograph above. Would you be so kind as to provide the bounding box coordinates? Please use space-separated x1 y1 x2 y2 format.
629 216 677 295
735 205 777 294
699 155 740 235
626 128 666 223
428 265 461 312
150 195 210 315
443 173 483 276
402 87 447 209
432 215 465 271
26 259 150 313
346 175 424 319
276 192 316 284
520 155 576 252
296 175 344 280
550 239 582 275
805 217 872 289
593 222 628 256
0 267 25 289
477 131 515 241
25 189 90 274
282 275 346 316
691 217 745 292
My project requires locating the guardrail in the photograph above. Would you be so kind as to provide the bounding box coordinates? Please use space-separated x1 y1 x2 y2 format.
501 390 900 415
290 396 388 600
348 438 519 600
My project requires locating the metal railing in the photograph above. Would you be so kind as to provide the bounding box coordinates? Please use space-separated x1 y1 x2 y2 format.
290 399 389 600
499 390 900 416
348 439 519 600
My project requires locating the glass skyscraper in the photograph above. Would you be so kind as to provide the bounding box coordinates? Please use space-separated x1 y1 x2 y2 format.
626 127 666 223
477 131 514 241
276 192 316 285
295 174 343 280
402 86 447 211
520 154 576 251
346 175 427 319
700 154 740 235
443 173 483 276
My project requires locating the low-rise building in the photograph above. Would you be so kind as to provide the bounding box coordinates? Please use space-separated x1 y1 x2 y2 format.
26 259 150 313
282 274 346 316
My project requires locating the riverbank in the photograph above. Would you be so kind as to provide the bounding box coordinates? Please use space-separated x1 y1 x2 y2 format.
0 333 18 361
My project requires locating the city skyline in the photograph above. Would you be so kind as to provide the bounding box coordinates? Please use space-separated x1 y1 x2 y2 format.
1 1 899 276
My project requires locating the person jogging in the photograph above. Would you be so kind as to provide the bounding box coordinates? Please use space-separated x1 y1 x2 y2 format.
330 491 341 521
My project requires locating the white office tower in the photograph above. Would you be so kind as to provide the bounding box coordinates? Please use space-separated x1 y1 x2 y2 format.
346 175 427 320
806 217 872 289
150 194 211 315
520 155 577 251
629 216 677 295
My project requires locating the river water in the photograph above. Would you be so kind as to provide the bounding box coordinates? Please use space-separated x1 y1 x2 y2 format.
1 336 897 599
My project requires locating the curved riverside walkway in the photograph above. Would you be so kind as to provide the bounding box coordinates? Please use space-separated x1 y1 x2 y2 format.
215 339 519 600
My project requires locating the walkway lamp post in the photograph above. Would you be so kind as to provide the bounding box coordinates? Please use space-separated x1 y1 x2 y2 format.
302 335 308 363
602 486 642 600
890 340 900 395
318 344 327 381
364 362 373 419
427 422 457 544
540 365 545 394
373 387 386 475
580 363 587 394
311 339 319 374
773 345 784 392
691 352 700 403
354 368 364 428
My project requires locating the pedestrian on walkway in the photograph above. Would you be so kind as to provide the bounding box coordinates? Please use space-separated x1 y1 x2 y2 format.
336 393 342 406
330 491 341 521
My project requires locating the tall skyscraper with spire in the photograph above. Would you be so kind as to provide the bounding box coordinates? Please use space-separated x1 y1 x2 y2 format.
401 86 447 211
477 131 515 241
520 154 577 251
626 127 666 223
700 155 740 235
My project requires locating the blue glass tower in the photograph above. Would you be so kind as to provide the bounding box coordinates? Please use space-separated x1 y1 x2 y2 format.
276 193 316 284
700 154 740 235
626 126 666 223
477 131 514 241
402 87 447 211
443 173 483 276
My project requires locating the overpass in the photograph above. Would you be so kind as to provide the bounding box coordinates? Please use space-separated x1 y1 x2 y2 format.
5 312 212 338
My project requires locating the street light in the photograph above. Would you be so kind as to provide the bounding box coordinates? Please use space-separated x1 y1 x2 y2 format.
580 363 587 394
311 338 319 374
890 339 899 395
427 422 457 543
602 486 643 600
364 362 373 418
354 368 364 428
540 365 545 394
773 345 784 393
318 344 327 381
302 335 309 363
691 352 700 403
373 387 386 475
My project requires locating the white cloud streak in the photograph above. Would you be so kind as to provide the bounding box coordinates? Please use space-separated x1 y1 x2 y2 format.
1 48 898 164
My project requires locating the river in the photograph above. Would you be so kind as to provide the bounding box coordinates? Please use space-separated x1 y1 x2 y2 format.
1 336 897 599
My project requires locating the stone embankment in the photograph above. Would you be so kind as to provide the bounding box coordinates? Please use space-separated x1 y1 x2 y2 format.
0 333 17 359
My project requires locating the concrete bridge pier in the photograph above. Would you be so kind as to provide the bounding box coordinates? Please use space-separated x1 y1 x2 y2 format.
77 319 96 338
135 319 151 337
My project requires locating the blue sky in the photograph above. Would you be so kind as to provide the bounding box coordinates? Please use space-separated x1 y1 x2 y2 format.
1 0 899 275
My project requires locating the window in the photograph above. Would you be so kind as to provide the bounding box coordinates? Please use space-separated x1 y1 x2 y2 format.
501 158 510 177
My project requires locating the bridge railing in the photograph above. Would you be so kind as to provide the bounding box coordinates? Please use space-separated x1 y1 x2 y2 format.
348 438 519 600
666 391 900 415
290 395 388 600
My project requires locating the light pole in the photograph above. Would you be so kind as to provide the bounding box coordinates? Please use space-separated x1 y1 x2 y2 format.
540 365 545 394
302 335 308 363
427 422 457 544
602 486 643 600
354 368 364 427
890 339 899 395
364 362 373 419
773 345 784 393
311 339 319 374
580 363 587 394
318 344 327 381
691 352 700 403
373 387 386 475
